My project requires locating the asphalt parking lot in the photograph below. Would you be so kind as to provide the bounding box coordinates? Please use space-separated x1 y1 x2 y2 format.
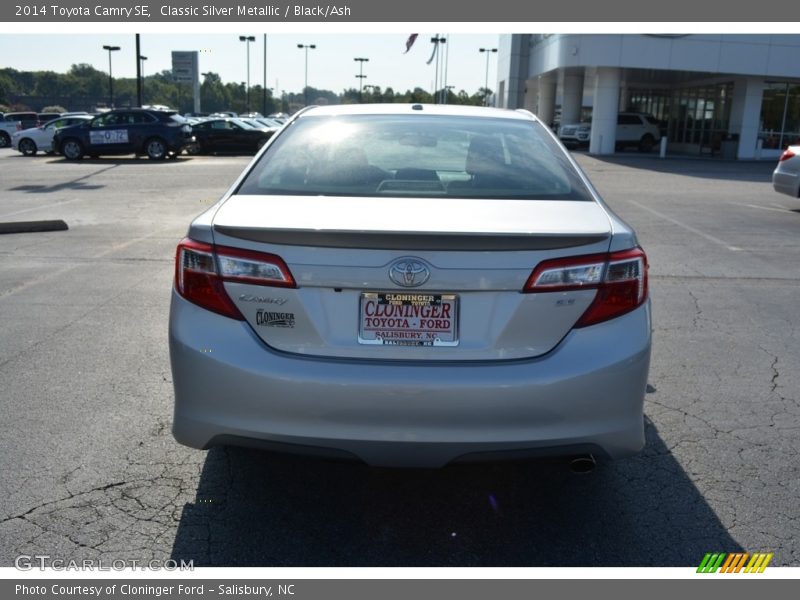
0 149 798 567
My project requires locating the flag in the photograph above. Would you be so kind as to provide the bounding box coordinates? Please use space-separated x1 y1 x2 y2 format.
404 34 418 54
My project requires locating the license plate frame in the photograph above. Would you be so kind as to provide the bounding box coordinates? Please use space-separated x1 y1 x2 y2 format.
358 292 459 347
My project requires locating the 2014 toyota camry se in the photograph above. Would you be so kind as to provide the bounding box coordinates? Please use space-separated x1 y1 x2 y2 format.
169 104 651 468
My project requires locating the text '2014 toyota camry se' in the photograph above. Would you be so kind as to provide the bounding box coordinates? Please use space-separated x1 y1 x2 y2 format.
169 104 651 468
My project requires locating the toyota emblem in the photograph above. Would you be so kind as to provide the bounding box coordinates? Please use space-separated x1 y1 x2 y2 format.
388 258 431 288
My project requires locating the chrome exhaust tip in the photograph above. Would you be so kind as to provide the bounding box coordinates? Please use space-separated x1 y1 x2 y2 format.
568 454 596 474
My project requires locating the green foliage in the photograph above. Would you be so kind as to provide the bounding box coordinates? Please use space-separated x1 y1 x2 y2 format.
0 66 493 113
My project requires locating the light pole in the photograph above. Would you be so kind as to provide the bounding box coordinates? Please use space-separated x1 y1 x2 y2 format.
239 35 255 113
354 57 369 103
102 44 120 108
139 55 147 105
297 43 316 106
479 47 498 106
445 85 455 104
429 36 447 103
364 84 378 102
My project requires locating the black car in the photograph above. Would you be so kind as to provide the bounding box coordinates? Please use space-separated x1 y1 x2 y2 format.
186 118 275 155
53 108 194 160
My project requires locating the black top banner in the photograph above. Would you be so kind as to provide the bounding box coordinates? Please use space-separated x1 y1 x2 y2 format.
1 0 798 22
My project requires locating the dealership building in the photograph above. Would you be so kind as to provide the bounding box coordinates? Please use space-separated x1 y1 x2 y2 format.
496 34 800 159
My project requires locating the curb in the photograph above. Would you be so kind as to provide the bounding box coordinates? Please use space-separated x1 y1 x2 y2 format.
0 220 69 234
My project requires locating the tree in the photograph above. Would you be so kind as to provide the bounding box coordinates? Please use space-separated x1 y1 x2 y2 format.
64 64 106 99
201 73 231 113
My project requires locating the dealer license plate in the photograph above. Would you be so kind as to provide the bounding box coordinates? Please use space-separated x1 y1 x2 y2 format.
358 292 459 347
89 129 129 145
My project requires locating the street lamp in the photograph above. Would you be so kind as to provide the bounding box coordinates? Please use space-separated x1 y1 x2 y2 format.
430 36 447 104
139 55 147 105
239 35 256 113
102 44 121 108
297 43 316 106
479 47 498 106
354 57 369 103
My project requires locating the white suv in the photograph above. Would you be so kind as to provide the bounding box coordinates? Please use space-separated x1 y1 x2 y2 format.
559 112 662 152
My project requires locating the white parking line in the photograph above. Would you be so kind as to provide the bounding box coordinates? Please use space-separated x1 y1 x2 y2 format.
745 204 793 214
625 199 741 252
0 197 87 220
0 228 173 300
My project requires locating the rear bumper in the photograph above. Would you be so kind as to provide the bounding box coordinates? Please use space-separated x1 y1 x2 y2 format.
169 291 651 467
773 168 800 198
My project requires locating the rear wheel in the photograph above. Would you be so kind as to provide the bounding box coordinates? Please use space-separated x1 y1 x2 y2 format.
185 142 202 155
639 134 655 153
61 138 84 161
145 137 167 160
0 132 10 148
18 138 37 156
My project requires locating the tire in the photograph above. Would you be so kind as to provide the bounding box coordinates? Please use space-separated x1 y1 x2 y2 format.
18 138 37 156
185 142 202 155
0 131 10 148
639 134 655 153
61 138 84 161
145 137 167 160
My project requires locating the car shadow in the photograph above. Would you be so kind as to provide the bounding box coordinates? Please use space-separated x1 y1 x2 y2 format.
574 152 775 183
169 418 741 566
6 164 118 193
46 156 195 165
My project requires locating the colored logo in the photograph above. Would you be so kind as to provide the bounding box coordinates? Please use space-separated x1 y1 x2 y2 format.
697 552 773 573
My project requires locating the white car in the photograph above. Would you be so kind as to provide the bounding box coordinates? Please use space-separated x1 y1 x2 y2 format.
12 115 93 156
559 112 662 152
772 146 800 198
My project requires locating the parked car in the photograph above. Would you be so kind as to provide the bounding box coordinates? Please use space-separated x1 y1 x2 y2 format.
772 146 800 198
186 117 275 155
53 108 194 160
3 111 39 130
254 117 285 129
558 121 592 148
169 104 652 469
12 115 94 156
37 112 62 124
0 115 22 148
559 112 662 152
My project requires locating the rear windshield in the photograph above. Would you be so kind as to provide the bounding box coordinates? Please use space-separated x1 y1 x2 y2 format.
237 114 592 201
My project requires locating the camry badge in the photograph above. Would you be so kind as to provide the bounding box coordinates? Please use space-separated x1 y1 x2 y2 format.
388 258 431 288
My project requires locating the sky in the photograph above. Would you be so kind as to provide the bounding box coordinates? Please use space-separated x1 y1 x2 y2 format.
0 33 502 96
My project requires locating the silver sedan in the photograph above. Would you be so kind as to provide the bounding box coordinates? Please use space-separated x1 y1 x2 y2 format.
772 145 800 198
169 104 651 468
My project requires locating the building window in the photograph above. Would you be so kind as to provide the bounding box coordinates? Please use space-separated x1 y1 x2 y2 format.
760 82 800 150
629 83 732 153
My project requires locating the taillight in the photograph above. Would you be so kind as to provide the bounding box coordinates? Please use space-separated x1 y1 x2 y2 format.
525 247 648 327
779 149 796 162
175 238 295 320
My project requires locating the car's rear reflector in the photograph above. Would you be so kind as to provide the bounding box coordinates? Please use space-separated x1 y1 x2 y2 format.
524 247 648 327
175 238 295 319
